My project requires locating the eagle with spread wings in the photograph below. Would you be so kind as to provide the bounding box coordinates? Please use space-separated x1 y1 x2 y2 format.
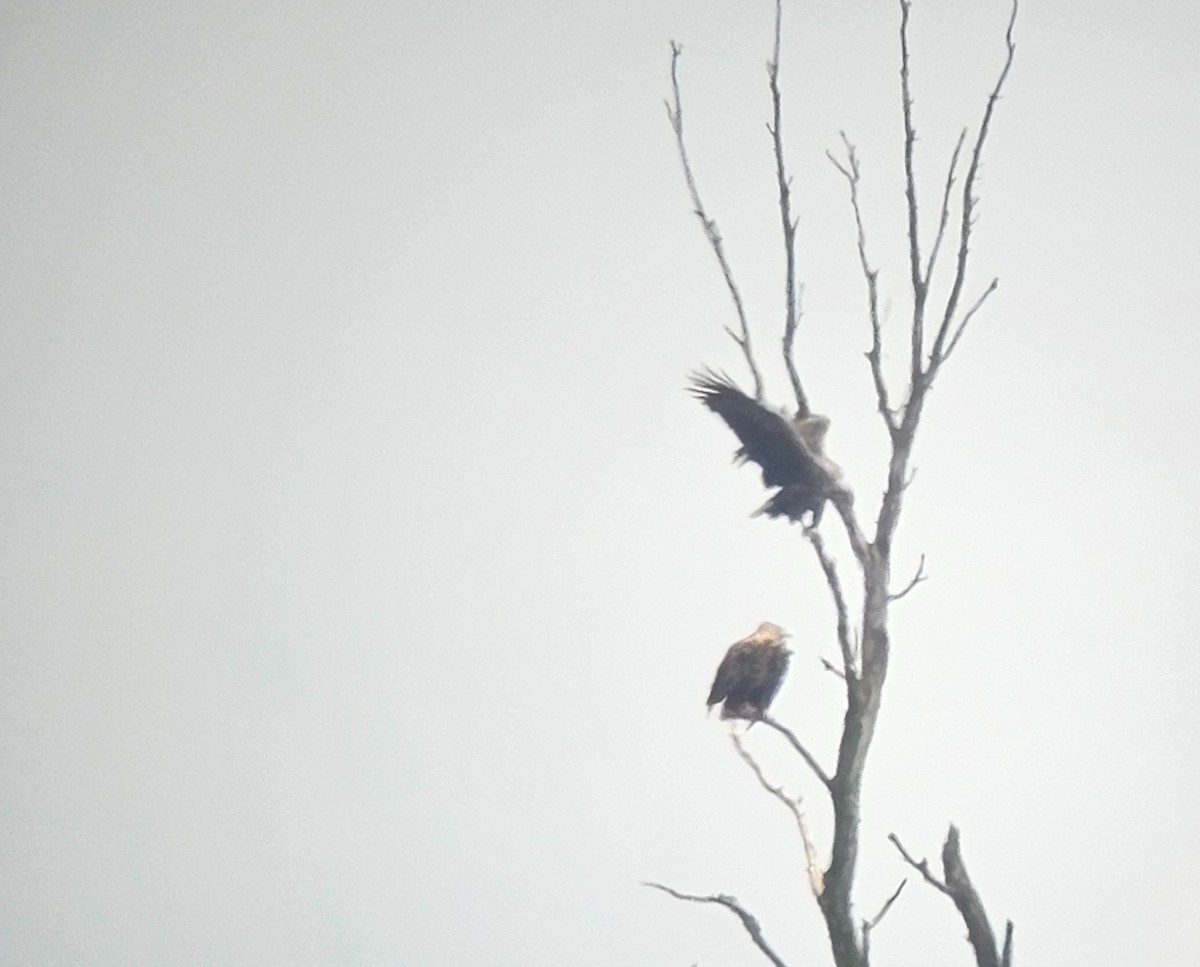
688 369 846 524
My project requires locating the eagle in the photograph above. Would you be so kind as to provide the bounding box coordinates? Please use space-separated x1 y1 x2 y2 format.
706 622 792 721
688 369 846 524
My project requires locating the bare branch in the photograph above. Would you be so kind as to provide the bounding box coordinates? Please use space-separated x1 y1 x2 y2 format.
923 129 967 287
731 733 824 899
819 656 847 682
767 0 808 415
861 879 907 963
898 0 927 386
759 714 833 790
827 137 897 436
889 828 1007 967
829 487 872 571
806 528 857 680
887 833 950 895
666 42 764 400
888 553 927 601
942 825 1003 967
927 0 1018 374
642 882 791 967
866 879 907 932
941 278 998 364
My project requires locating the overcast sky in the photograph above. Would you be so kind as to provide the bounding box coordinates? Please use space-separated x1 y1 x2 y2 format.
3 0 1200 964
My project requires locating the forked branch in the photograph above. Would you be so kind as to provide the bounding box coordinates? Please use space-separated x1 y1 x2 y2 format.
926 0 1019 378
942 826 1006 967
888 832 951 895
890 827 1010 967
732 733 824 898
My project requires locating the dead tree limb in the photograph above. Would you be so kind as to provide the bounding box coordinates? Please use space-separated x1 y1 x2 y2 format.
826 138 896 438
643 882 791 967
813 6 1019 966
889 827 1012 967
942 826 1005 967
861 879 907 964
767 0 808 415
887 832 951 895
805 528 857 679
732 733 825 899
943 278 999 363
926 0 1018 379
759 714 833 790
898 0 926 387
888 554 927 601
923 129 967 288
820 656 848 681
666 42 763 400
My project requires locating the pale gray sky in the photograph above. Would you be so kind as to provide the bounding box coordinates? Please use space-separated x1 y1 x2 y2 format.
3 0 1199 964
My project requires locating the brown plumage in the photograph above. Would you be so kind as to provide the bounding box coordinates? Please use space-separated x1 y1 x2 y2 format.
706 622 792 721
688 369 845 524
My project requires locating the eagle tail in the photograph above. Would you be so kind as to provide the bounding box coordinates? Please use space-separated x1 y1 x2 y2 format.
753 486 825 524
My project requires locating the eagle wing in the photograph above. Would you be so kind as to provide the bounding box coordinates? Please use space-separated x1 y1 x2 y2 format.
706 640 755 708
688 369 815 488
752 646 790 711
706 639 790 717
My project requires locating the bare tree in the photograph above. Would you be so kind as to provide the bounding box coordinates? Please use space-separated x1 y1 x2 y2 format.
648 2 1019 966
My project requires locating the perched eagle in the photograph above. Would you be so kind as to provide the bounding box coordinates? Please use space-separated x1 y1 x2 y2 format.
706 622 792 721
688 369 845 524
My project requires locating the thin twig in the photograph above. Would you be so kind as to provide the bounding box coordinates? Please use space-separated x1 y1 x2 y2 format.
923 129 967 287
731 733 824 898
1001 920 1015 967
667 42 764 400
866 879 907 932
888 553 927 601
819 656 847 682
767 0 808 415
759 714 833 790
642 882 791 967
827 137 896 436
887 833 951 895
861 879 907 963
942 278 998 363
806 528 857 680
